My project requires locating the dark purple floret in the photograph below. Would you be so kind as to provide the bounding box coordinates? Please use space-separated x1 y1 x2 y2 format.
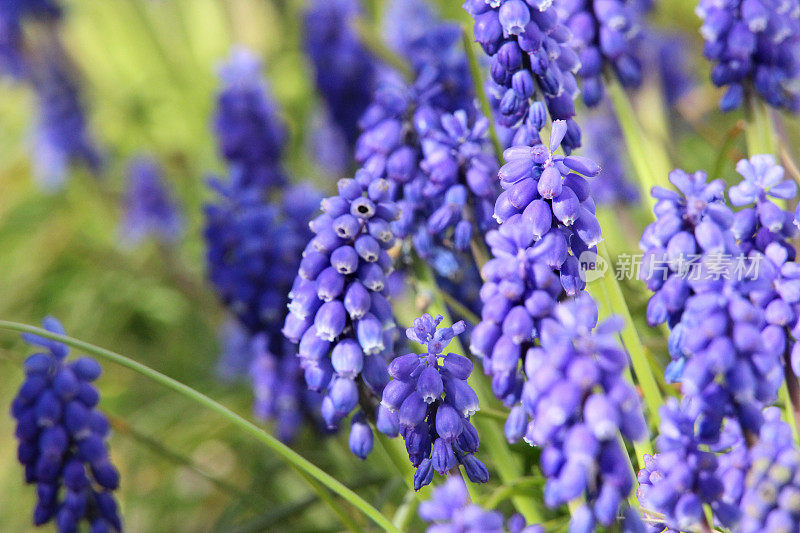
697 0 800 111
304 0 380 146
120 157 183 246
555 0 647 107
11 317 122 532
463 0 582 152
381 314 486 489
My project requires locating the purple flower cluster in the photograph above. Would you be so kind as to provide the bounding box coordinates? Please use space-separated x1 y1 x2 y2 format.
381 314 486 489
555 0 646 107
383 0 473 114
284 173 400 448
205 183 321 439
206 48 324 441
31 57 103 191
303 0 380 147
120 157 183 246
740 407 800 532
697 0 800 111
637 399 739 531
470 121 601 405
463 0 582 152
419 476 543 532
506 295 647 530
213 48 287 191
640 168 734 330
642 156 799 440
11 318 121 532
356 71 498 278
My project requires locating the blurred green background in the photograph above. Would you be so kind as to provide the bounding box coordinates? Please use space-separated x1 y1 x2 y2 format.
1 0 799 531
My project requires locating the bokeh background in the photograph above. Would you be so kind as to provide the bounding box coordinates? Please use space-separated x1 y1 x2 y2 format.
0 0 798 531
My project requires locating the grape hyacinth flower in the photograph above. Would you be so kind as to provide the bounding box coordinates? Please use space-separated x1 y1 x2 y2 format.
471 121 602 406
555 0 647 107
214 48 287 192
512 296 647 530
419 476 543 532
739 407 800 532
382 0 473 114
639 168 734 329
31 57 102 190
641 157 794 440
304 0 379 147
697 0 800 111
637 399 739 531
400 109 500 278
120 157 183 246
284 173 400 452
11 317 122 532
463 0 582 152
355 69 496 278
382 314 487 489
205 183 321 440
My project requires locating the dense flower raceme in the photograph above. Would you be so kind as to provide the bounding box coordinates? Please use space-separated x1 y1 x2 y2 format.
641 156 799 441
11 318 122 532
554 0 646 107
120 157 183 246
355 71 499 279
205 181 322 440
637 399 740 532
463 0 582 153
470 120 602 404
381 314 487 489
283 172 402 454
303 0 380 147
382 0 474 115
511 296 647 530
697 0 800 111
419 476 543 532
213 48 287 192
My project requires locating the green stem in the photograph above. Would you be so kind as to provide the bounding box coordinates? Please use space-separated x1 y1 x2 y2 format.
482 478 544 509
461 25 503 162
412 260 545 523
593 243 665 427
295 470 365 533
0 321 399 533
744 90 777 157
606 80 671 217
392 489 419 530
